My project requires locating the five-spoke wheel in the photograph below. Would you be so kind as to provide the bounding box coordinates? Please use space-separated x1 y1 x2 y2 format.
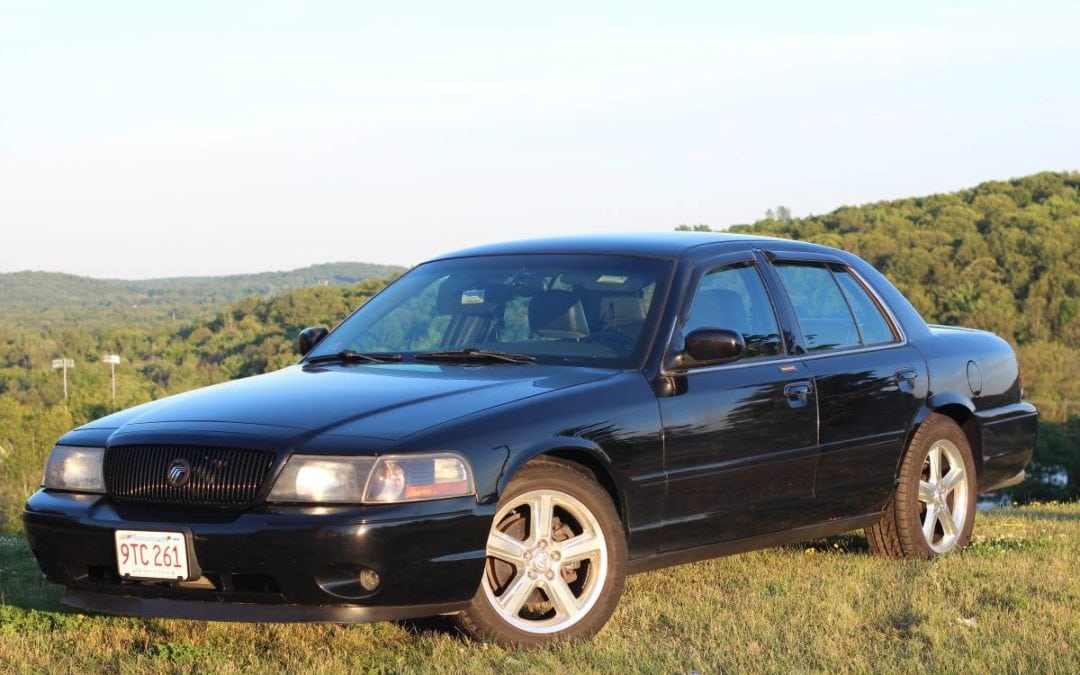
917 439 970 553
457 461 626 645
867 413 977 558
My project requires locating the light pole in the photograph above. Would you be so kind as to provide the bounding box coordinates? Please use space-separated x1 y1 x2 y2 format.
51 358 75 401
102 354 121 404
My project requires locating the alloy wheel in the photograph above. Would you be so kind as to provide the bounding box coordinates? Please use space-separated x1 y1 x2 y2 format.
481 488 608 634
917 439 970 554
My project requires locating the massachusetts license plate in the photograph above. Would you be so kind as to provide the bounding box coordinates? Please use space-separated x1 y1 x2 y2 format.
115 530 189 580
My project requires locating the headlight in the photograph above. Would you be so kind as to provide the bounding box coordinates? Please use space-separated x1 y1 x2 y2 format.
268 453 474 504
268 456 375 503
42 445 105 493
364 454 474 503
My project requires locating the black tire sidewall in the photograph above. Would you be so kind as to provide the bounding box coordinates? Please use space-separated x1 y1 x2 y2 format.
458 461 627 646
899 416 977 558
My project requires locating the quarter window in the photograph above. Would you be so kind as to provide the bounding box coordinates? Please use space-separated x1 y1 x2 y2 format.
833 268 897 345
682 263 782 359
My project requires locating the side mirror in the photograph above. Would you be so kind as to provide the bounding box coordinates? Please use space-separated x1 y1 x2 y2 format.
298 326 329 355
684 328 745 363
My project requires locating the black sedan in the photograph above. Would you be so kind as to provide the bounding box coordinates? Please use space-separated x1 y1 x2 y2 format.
23 233 1038 645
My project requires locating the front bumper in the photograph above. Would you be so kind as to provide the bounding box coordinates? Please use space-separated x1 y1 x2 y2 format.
23 490 493 623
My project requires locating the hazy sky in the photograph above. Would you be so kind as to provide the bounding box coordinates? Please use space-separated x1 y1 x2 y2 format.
1 1 1077 279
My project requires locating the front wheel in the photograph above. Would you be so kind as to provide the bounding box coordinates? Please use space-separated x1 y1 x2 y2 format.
866 413 977 558
456 461 627 646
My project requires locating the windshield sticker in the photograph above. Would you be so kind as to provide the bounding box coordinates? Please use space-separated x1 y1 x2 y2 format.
596 275 629 284
461 289 486 304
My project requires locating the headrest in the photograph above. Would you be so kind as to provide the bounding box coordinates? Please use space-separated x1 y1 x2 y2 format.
686 288 749 334
528 290 590 339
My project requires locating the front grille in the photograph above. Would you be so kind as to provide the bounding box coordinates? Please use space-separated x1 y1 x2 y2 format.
104 445 276 508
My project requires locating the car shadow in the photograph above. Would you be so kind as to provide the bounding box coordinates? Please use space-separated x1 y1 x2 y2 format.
394 614 469 641
784 532 873 555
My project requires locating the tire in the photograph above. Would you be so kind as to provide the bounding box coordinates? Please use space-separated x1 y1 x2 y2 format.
866 413 977 559
456 461 627 646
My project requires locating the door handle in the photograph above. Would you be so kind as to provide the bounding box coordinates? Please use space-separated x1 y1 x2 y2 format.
783 381 813 401
895 368 918 384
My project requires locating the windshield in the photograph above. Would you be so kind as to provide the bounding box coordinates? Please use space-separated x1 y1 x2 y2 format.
307 254 672 368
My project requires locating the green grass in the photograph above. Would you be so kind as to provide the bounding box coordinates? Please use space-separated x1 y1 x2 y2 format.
2 504 1078 673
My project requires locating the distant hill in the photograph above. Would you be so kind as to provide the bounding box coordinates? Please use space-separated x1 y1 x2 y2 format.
0 262 405 321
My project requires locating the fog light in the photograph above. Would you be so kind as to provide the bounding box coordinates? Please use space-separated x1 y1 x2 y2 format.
359 568 381 592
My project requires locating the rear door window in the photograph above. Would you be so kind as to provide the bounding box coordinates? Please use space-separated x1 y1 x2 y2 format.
774 262 898 352
774 263 861 352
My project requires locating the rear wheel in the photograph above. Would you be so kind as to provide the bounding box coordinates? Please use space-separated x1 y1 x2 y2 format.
456 461 626 646
867 413 977 558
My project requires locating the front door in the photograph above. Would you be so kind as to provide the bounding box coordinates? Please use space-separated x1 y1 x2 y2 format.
658 255 819 552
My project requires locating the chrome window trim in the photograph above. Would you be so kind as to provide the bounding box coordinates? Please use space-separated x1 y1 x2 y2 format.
840 264 906 345
659 254 909 378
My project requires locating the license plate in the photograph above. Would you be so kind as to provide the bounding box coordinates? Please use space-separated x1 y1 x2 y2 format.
115 530 189 581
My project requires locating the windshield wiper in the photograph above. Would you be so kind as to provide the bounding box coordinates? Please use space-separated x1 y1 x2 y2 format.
413 348 537 364
305 350 403 365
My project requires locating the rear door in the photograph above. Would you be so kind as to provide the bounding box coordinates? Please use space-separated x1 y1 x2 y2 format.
763 252 928 518
657 251 819 551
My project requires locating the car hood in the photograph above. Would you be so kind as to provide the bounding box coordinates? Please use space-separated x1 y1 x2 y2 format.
85 363 617 443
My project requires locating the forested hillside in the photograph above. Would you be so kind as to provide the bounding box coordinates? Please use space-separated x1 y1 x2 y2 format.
0 172 1077 529
0 277 394 526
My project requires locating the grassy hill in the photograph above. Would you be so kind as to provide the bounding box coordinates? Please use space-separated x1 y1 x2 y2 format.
0 503 1076 671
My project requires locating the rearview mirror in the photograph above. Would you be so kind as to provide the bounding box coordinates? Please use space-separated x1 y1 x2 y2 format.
298 326 329 355
684 328 745 363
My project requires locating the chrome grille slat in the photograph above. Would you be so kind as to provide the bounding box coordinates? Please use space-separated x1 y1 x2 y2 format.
104 445 274 507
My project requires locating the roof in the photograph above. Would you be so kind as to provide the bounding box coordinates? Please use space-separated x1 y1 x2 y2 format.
432 231 783 261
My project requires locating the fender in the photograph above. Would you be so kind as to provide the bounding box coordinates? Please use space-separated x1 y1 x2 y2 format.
494 436 628 526
496 435 614 495
924 391 976 415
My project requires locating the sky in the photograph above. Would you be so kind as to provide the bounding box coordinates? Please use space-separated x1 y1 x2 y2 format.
1 1 1078 279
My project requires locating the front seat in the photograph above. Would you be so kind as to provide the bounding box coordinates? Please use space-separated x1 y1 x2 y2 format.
528 290 590 339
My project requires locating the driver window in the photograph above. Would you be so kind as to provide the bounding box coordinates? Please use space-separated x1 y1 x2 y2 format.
683 263 783 359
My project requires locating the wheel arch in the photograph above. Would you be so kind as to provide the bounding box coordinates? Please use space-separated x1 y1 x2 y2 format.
906 393 984 478
496 441 627 531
